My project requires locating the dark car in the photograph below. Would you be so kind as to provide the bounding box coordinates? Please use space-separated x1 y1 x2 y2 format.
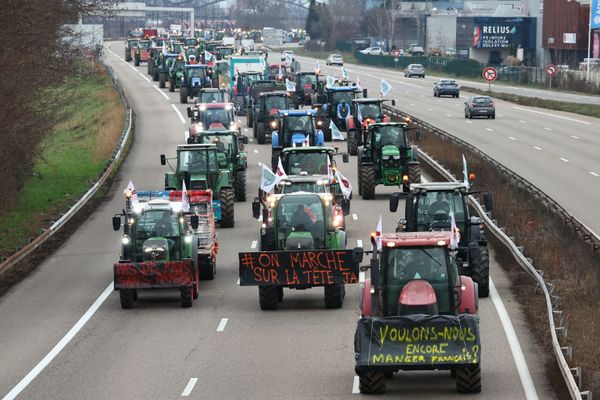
404 64 425 78
433 79 460 98
464 96 495 119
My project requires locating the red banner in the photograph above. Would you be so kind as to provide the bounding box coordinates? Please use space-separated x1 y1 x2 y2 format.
114 261 194 289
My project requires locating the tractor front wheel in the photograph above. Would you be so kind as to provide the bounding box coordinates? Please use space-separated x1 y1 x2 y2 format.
470 244 490 297
119 289 135 309
153 67 159 81
256 122 266 144
247 113 253 128
407 163 422 192
358 371 386 394
220 188 235 228
277 287 284 302
360 165 376 200
324 284 344 309
180 86 188 104
455 365 481 393
347 130 358 155
259 286 279 310
235 170 246 202
180 287 193 308
134 56 140 66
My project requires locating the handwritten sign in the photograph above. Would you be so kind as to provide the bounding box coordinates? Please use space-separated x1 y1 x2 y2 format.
114 261 194 290
354 315 481 369
238 249 359 286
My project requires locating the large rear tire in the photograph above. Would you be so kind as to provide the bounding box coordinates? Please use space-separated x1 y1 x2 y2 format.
259 286 279 310
360 165 376 200
247 113 253 128
199 257 216 281
347 130 358 155
159 72 166 88
180 287 193 308
134 56 140 66
455 365 481 393
169 78 175 92
220 188 235 228
119 289 134 309
256 122 266 144
470 244 490 297
153 66 159 81
408 163 421 190
358 371 386 394
324 284 344 309
235 170 246 202
180 86 188 104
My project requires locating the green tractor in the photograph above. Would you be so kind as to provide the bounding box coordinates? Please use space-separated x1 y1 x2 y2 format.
167 56 187 92
252 91 291 144
157 53 180 89
357 122 421 199
112 191 200 308
389 181 491 297
161 144 235 227
124 38 138 62
249 192 349 310
190 130 249 202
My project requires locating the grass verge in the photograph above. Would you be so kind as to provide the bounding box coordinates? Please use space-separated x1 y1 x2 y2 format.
0 66 124 259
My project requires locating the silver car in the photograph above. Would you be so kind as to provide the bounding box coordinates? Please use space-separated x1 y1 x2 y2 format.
404 64 425 78
326 54 344 66
464 96 496 119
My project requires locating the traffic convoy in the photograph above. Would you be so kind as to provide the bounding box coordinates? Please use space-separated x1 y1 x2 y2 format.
114 33 491 395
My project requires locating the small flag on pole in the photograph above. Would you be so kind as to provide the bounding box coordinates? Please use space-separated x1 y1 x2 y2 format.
285 78 296 92
380 79 392 97
341 66 349 80
204 50 214 62
181 180 190 212
124 180 139 207
314 60 320 74
336 170 353 199
276 157 288 180
374 215 383 250
260 164 279 193
329 120 345 141
450 212 460 250
326 75 336 88
462 155 469 189
327 156 334 182
356 76 361 87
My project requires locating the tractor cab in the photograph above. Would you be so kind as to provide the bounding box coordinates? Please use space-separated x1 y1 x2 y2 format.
346 99 395 155
233 71 263 97
316 86 366 140
195 130 248 169
267 63 291 81
276 176 330 195
187 103 238 138
252 91 291 144
281 146 335 176
294 72 319 106
271 110 325 169
195 88 229 104
180 65 214 103
163 144 220 191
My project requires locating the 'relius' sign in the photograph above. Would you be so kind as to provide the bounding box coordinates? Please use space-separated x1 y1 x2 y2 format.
465 17 536 49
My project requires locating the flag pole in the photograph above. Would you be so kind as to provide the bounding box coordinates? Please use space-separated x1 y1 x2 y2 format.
588 0 593 81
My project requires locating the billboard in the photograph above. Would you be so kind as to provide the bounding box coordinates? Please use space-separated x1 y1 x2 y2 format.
592 0 600 29
457 17 536 49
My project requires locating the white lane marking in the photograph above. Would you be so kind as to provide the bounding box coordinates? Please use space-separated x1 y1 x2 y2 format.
427 108 433 111
489 279 538 399
570 135 579 140
590 171 599 177
410 103 415 106
486 128 494 132
254 149 258 154
128 64 136 71
237 277 240 285
465 121 472 124
183 130 188 142
445 114 452 117
359 272 365 283
153 85 170 100
257 161 262 166
244 128 248 132
560 157 570 163
513 106 591 125
357 239 363 248
181 378 198 397
138 72 151 83
508 136 517 141
544 127 552 131
352 375 360 394
533 146 542 151
497 114 504 117
352 213 358 221
3 283 113 400
251 240 257 249
519 120 527 123
171 104 186 124
217 318 228 332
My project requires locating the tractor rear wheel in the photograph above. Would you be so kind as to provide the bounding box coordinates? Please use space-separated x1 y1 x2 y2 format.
256 122 266 144
324 284 344 308
147 61 152 74
247 113 253 128
360 165 376 200
200 257 216 281
347 130 358 155
235 170 246 202
277 287 284 302
470 244 490 297
192 245 200 297
169 79 175 92
134 56 140 66
180 86 188 104
119 289 135 309
220 188 235 228
358 371 386 394
153 67 159 81
125 51 131 62
408 163 422 184
180 287 193 308
357 156 363 196
159 72 166 88
455 365 481 393
259 286 279 310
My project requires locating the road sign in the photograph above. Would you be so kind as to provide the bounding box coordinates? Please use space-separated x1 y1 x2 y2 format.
482 67 497 82
546 64 557 77
391 49 401 57
394 57 399 62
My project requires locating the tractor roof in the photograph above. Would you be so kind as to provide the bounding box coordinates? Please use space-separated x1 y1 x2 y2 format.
296 71 317 75
327 86 359 92
410 182 469 192
186 64 208 69
177 143 218 151
353 98 383 103
282 146 335 154
198 129 239 137
381 232 452 248
369 122 408 129
259 91 289 97
266 191 332 206
195 103 234 110
199 88 221 93
277 109 317 117
279 175 330 184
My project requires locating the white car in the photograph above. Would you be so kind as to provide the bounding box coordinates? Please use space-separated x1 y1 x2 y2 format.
326 54 344 66
360 47 383 55
281 50 294 61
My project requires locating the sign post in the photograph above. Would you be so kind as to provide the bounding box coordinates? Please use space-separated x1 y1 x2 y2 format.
545 63 557 90
392 49 400 69
482 67 497 92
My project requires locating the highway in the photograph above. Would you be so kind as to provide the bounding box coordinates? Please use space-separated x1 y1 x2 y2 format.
0 43 555 399
297 55 600 236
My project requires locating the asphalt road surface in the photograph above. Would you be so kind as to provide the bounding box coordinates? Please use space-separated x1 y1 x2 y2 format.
297 54 600 236
0 43 555 400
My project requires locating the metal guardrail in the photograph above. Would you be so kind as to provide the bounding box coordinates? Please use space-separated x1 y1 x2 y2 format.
416 149 588 400
0 56 134 277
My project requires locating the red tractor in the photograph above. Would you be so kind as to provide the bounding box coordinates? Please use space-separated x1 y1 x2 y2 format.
345 98 394 155
355 231 481 395
187 103 240 141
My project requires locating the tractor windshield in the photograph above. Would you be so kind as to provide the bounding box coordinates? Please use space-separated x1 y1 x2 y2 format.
415 191 466 233
136 209 180 239
358 103 382 118
171 61 186 72
284 115 313 134
281 181 327 194
139 41 151 50
384 247 453 315
276 195 325 247
331 91 354 104
200 109 233 129
200 134 235 154
199 92 221 103
127 39 138 47
287 152 329 175
299 74 317 86
188 67 207 78
374 126 406 147
264 96 287 111
178 150 218 173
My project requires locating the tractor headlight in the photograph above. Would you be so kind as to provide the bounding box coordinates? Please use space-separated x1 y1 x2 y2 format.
382 155 391 160
392 155 400 160
184 235 193 244
270 121 277 128
122 236 130 245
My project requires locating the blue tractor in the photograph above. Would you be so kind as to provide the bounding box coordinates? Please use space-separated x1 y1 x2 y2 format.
315 86 366 140
271 110 325 170
180 65 214 104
